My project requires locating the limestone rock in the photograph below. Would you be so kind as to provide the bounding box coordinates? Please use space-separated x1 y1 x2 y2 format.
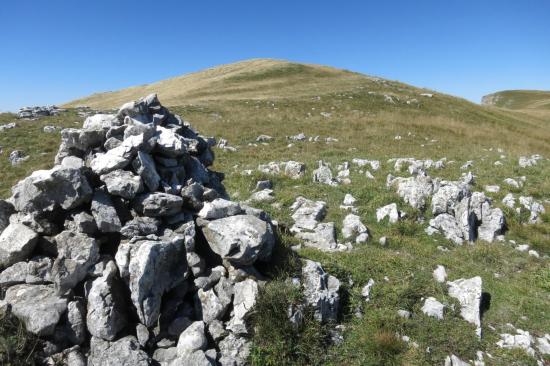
201 215 274 265
88 336 152 366
295 222 339 251
376 203 401 224
0 223 39 269
4 284 67 335
0 256 52 286
227 279 258 334
312 160 338 186
133 192 183 217
115 238 188 327
421 297 444 319
10 166 92 213
86 261 127 341
290 196 327 231
447 276 482 337
52 230 100 293
433 265 447 283
342 214 369 243
132 151 161 192
427 214 464 245
0 199 15 233
198 198 242 219
91 190 121 233
301 259 340 322
218 333 251 366
176 321 207 356
100 169 143 199
247 189 275 203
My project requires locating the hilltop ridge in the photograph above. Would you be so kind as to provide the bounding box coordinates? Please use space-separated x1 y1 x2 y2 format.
482 90 550 111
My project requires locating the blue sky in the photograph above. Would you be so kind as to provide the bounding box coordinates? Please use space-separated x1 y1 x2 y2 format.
0 0 549 111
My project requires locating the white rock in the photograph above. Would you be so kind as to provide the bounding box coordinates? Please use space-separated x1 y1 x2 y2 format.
177 321 207 356
0 223 39 269
433 265 447 283
447 276 482 337
361 279 375 301
376 203 401 224
421 297 444 319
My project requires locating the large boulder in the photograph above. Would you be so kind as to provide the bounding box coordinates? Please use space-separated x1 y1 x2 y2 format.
201 215 275 265
3 284 67 335
0 223 39 269
10 166 92 213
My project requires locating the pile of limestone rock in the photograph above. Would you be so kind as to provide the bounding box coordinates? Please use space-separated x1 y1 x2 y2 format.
18 105 61 119
0 94 340 365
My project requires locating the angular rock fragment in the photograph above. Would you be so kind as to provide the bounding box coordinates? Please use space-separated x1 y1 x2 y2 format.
133 151 161 192
91 189 121 233
447 276 482 337
52 230 100 293
342 214 369 243
4 284 67 335
133 192 183 217
115 238 188 327
0 256 52 286
198 198 242 220
218 333 251 366
301 259 340 322
227 279 258 334
0 199 15 233
10 166 92 213
421 297 444 320
100 169 143 199
0 223 39 269
86 261 127 340
88 336 152 366
376 203 402 224
201 215 274 265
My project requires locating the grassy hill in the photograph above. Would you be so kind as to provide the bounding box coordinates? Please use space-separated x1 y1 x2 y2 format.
482 90 550 121
1 59 549 365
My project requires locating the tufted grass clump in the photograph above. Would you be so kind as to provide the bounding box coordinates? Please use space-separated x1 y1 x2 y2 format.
250 280 330 366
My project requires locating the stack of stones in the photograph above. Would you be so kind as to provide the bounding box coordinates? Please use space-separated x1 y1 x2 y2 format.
0 95 340 365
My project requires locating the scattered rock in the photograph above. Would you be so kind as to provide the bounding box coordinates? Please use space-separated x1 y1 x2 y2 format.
421 297 444 319
302 259 340 322
433 265 447 283
447 277 482 337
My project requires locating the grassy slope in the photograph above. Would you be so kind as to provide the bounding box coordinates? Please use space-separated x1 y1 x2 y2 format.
1 60 549 365
482 90 550 110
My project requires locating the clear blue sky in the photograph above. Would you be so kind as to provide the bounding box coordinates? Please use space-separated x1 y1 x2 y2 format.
1 0 549 111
